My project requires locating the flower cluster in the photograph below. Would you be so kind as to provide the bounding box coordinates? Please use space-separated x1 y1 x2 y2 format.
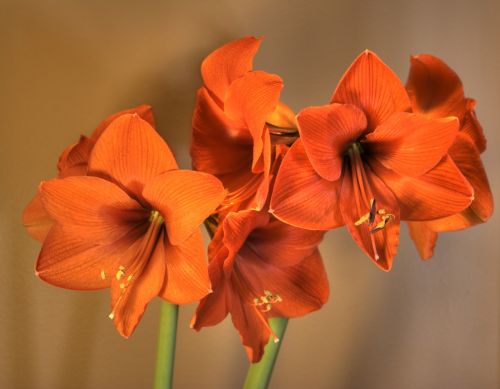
24 36 492 363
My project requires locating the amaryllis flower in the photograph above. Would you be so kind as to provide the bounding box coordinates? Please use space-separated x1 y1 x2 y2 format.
191 209 328 362
32 113 225 337
271 51 474 270
405 54 493 258
23 105 154 242
191 36 296 211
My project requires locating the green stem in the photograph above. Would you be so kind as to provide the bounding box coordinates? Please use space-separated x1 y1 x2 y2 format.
154 302 179 389
243 318 289 389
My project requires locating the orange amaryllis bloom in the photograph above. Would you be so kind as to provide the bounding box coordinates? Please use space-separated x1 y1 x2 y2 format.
191 36 296 211
405 55 493 258
23 105 154 242
271 51 474 270
191 209 328 362
33 113 225 337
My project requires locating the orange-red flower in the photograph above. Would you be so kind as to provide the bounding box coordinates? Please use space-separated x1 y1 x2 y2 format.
191 37 296 211
32 113 225 337
191 209 328 362
271 51 474 270
23 105 154 242
405 54 493 258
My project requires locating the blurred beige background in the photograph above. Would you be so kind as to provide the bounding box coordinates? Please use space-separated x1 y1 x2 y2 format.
1 0 499 388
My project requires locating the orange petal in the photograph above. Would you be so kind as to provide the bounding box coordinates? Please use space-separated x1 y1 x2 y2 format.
110 230 166 338
90 104 155 142
370 155 474 221
201 36 262 102
266 101 297 128
407 221 438 260
239 249 329 318
406 54 466 119
88 113 178 199
191 87 253 176
461 102 487 153
366 112 459 177
142 170 225 246
36 225 140 290
57 135 94 178
270 140 343 230
220 210 270 257
297 103 367 181
191 255 229 330
40 176 146 244
160 229 211 304
331 50 410 130
243 216 325 267
449 133 493 222
228 286 270 363
425 208 484 233
230 247 328 362
422 134 493 232
340 164 400 271
224 71 283 171
23 192 53 242
251 130 272 210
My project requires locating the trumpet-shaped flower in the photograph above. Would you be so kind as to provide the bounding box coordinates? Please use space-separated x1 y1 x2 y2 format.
191 37 296 211
23 105 154 242
271 51 474 270
191 209 328 362
405 54 493 258
32 113 225 337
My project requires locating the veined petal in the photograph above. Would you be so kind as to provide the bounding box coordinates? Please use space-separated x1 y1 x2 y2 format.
224 71 283 170
220 210 270 257
57 135 93 177
160 229 211 304
407 221 438 260
365 112 459 177
88 114 178 200
406 54 466 119
266 101 297 129
297 103 367 181
370 156 474 221
331 50 411 130
238 249 329 318
461 102 487 153
90 104 155 142
270 140 343 230
449 133 493 222
201 36 262 102
425 208 485 233
23 192 53 242
191 87 253 176
340 164 400 270
110 229 166 338
40 176 146 244
229 271 271 363
245 218 325 267
142 170 225 246
36 225 143 290
191 254 229 330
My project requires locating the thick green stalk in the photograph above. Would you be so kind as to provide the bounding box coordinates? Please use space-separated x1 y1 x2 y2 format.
243 318 289 389
154 302 179 389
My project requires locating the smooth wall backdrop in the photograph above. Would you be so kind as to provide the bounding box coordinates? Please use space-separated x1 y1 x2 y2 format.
1 1 499 388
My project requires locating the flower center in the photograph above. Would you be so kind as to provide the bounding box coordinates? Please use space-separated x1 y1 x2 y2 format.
346 142 394 261
107 209 164 320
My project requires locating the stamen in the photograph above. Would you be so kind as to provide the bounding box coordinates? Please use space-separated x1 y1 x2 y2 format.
100 270 106 280
251 290 283 343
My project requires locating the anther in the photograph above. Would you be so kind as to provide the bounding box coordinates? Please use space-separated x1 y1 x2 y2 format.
100 270 106 280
